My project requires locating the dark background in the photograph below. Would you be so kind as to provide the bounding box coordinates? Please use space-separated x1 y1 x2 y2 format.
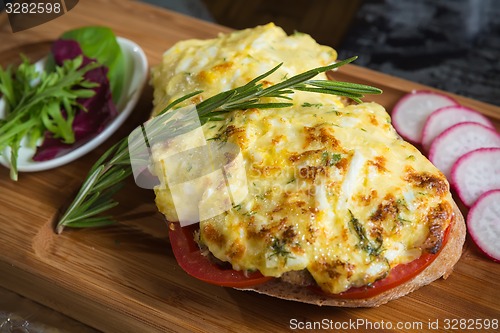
157 0 500 107
337 0 499 107
1 0 498 106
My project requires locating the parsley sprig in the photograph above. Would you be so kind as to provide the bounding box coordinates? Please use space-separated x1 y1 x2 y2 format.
56 56 382 233
0 56 98 180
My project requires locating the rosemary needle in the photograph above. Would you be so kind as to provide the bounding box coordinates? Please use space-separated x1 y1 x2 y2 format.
56 56 382 233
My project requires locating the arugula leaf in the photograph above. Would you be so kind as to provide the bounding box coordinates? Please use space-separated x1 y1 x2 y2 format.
59 26 125 104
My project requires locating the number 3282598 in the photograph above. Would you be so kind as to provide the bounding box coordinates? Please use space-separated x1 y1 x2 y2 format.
5 2 62 14
443 318 499 330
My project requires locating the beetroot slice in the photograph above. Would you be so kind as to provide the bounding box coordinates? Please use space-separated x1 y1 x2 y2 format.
421 105 494 152
467 189 500 263
451 148 500 207
392 90 458 144
428 122 500 179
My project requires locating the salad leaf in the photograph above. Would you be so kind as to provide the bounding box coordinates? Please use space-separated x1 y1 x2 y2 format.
59 26 125 104
33 39 117 161
0 55 99 180
1 27 123 179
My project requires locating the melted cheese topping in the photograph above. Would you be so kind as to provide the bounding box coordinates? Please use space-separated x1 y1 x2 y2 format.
151 24 454 294
150 23 343 116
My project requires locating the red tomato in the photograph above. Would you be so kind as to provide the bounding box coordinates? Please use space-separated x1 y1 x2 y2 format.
168 222 273 288
170 220 452 297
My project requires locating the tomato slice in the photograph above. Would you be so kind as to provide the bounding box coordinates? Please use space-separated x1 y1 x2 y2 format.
318 220 454 299
329 252 436 299
168 222 273 288
169 219 452 296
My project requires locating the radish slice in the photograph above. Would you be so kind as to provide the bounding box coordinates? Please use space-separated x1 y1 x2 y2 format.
421 105 495 152
392 90 458 143
467 189 500 262
451 148 500 207
428 122 500 179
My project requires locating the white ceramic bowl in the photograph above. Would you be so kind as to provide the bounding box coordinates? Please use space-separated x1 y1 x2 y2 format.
0 37 148 172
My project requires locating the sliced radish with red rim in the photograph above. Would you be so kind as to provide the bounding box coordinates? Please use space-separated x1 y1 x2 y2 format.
428 122 500 179
421 105 495 152
392 90 458 144
467 190 500 263
451 148 500 207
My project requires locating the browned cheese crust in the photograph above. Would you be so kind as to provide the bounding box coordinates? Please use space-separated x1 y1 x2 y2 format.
237 202 466 307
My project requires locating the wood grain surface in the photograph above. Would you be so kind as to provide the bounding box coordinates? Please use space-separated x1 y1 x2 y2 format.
0 1 499 332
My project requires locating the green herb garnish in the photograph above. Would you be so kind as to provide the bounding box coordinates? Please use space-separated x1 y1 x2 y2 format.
349 210 382 256
301 102 323 108
56 57 382 233
269 238 293 263
397 216 411 224
322 151 342 166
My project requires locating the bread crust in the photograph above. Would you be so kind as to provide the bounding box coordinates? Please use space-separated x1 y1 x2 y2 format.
238 202 466 307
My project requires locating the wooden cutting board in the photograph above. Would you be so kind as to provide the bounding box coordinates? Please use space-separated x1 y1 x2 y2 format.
1 1 499 332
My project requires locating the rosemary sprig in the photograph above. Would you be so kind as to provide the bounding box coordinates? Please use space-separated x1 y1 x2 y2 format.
56 139 131 233
56 56 382 233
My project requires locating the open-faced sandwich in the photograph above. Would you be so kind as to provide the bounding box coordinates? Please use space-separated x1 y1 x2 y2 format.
149 24 466 307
